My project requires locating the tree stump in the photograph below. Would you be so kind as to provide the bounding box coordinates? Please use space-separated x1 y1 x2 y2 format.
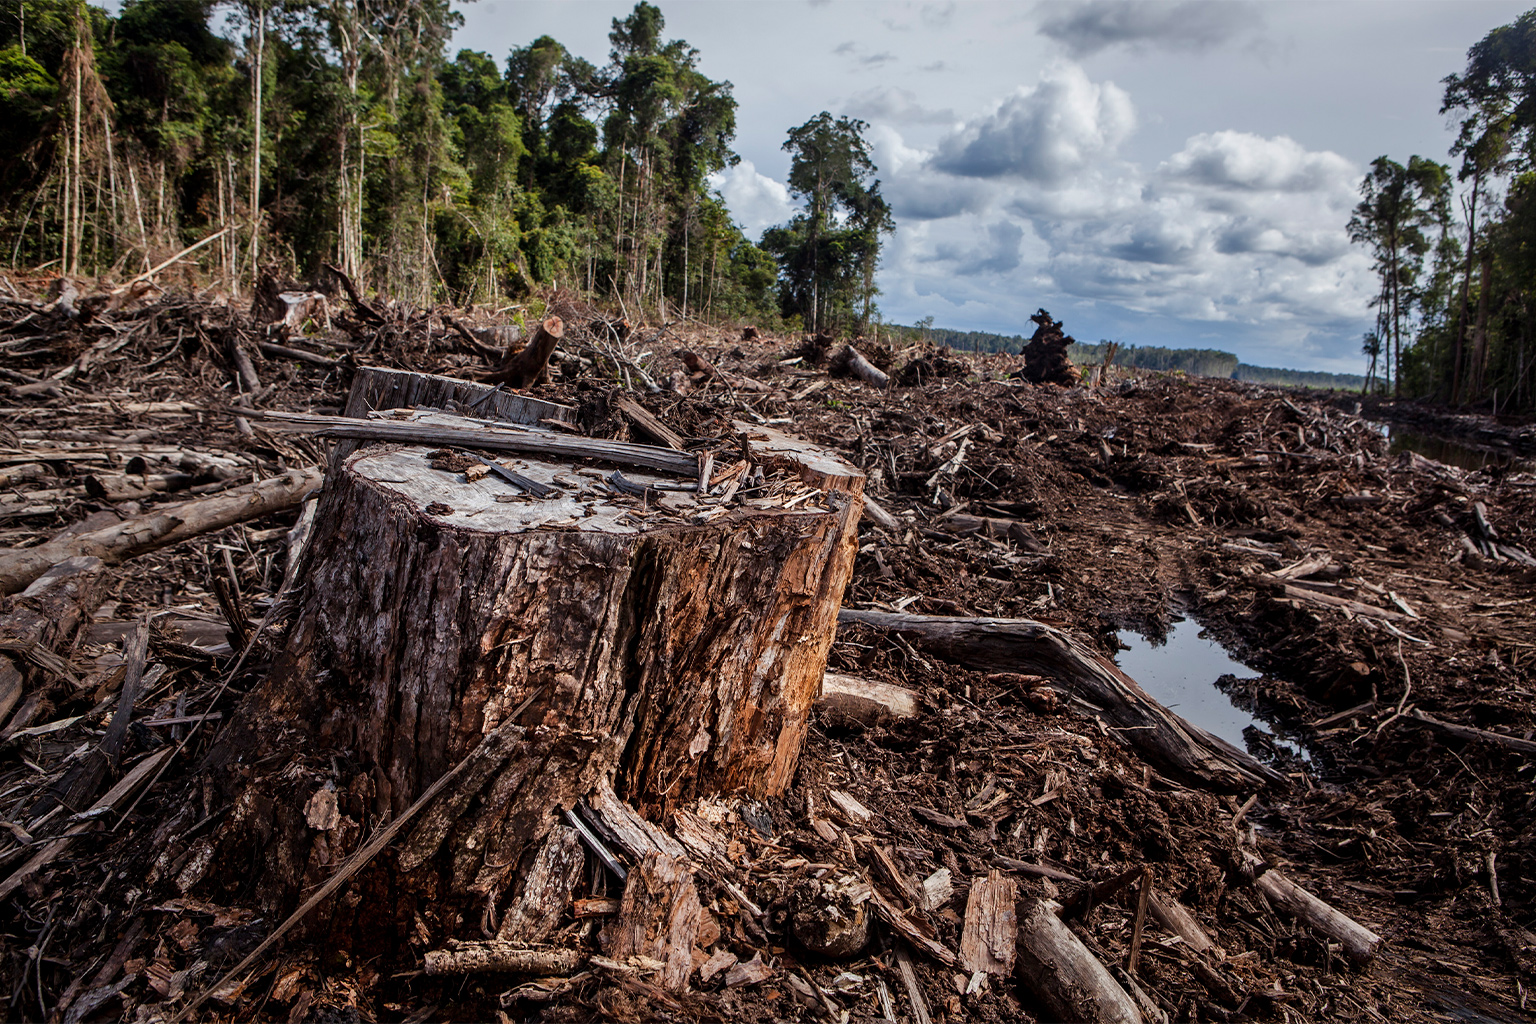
211 370 863 954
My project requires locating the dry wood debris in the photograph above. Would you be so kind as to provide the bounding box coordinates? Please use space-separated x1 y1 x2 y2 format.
0 276 1532 1023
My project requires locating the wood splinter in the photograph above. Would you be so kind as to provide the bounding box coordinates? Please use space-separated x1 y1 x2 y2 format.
424 941 585 976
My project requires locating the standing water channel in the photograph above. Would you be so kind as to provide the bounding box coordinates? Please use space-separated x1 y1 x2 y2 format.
1115 620 1311 763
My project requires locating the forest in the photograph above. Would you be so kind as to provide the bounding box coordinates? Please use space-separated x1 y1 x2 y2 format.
0 0 890 332
1350 6 1536 414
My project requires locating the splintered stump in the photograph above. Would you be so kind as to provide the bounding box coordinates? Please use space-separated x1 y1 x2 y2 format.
212 371 862 956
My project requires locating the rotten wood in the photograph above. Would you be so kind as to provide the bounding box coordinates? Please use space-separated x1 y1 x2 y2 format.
497 825 586 943
960 869 1018 977
600 851 702 993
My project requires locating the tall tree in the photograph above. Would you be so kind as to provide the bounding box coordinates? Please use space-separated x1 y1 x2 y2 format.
1347 155 1450 396
764 112 891 332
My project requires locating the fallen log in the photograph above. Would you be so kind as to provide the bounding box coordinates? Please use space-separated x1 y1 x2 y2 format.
938 513 1044 551
0 468 323 596
1015 898 1143 1024
614 395 687 450
249 409 695 476
341 365 574 425
1403 708 1536 756
1246 855 1381 963
830 345 889 389
837 609 1281 791
424 942 584 977
818 672 918 727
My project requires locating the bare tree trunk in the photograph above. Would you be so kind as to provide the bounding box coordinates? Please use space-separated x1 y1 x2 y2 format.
1452 178 1480 405
1470 246 1494 400
248 3 265 287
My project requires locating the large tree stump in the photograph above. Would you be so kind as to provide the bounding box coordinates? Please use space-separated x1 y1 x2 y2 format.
212 371 863 953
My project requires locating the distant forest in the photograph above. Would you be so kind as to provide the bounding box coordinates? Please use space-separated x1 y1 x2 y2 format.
0 0 888 332
884 323 1367 391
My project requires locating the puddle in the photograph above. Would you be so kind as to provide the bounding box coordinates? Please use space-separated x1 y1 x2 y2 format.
1115 620 1311 763
1375 423 1531 473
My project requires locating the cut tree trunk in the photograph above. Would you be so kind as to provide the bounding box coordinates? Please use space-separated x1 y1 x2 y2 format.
208 372 863 956
480 315 563 388
837 609 1280 791
1015 898 1143 1024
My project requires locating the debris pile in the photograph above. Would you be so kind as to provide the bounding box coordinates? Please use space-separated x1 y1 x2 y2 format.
0 276 1533 1022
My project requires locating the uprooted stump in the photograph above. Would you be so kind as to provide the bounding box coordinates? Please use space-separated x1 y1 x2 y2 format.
204 370 863 959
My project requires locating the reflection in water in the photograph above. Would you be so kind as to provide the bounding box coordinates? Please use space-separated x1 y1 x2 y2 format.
1115 621 1309 762
1377 424 1531 473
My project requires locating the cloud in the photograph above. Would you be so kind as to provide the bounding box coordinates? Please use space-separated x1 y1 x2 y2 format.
931 63 1134 183
882 3 955 32
1034 0 1263 57
844 85 956 126
708 160 795 238
931 220 1025 275
1159 130 1355 193
832 41 897 68
864 73 1372 359
865 125 993 221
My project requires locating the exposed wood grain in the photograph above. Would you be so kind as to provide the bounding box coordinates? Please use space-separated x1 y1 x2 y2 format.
600 851 702 993
1015 897 1143 1024
960 869 1017 976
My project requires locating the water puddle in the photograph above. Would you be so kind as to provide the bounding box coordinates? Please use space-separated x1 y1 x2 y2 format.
1375 423 1531 473
1115 620 1311 763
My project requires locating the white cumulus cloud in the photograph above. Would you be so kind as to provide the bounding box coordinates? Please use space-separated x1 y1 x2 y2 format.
932 63 1135 184
709 160 795 239
1159 131 1356 193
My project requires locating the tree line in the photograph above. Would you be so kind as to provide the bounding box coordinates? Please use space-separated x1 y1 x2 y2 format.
1348 7 1536 413
0 0 889 331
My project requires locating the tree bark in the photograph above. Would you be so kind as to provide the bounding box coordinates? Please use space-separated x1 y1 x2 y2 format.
208 373 863 955
1015 898 1143 1024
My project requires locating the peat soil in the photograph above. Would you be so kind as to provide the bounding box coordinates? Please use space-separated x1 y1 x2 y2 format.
0 281 1533 1023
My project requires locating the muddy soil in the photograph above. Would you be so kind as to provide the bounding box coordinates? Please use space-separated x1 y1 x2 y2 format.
0 284 1532 1023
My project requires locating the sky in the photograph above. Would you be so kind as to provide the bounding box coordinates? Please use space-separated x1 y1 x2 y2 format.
453 0 1533 373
